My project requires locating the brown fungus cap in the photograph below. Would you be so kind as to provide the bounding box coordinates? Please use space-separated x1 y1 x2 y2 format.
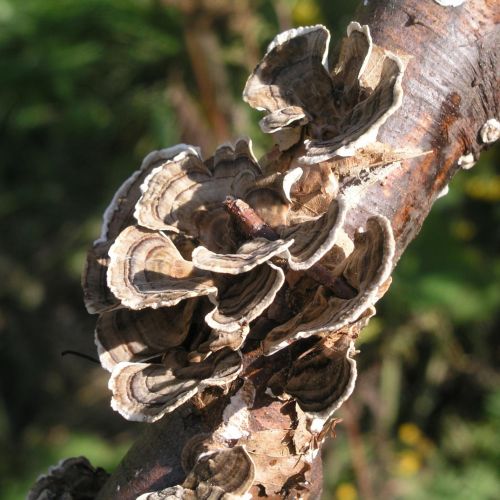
192 238 293 275
82 241 120 315
283 339 358 432
193 195 348 276
278 196 348 270
134 140 261 247
95 300 196 372
97 145 196 245
183 446 255 498
107 225 217 310
28 457 109 500
180 433 217 474
82 145 195 314
243 22 404 163
263 215 395 355
109 348 242 422
243 25 334 152
245 167 304 227
204 262 286 333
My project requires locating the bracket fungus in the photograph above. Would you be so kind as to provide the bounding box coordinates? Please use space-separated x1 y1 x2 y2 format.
109 348 242 422
192 238 294 275
183 446 255 497
204 262 286 333
83 145 200 315
277 338 358 432
95 301 196 371
137 446 255 500
243 22 404 163
133 141 261 244
77 16 416 497
28 457 109 500
107 225 217 310
262 215 394 355
82 22 400 423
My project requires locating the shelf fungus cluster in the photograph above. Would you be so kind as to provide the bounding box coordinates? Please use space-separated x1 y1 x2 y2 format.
243 22 404 162
79 20 403 496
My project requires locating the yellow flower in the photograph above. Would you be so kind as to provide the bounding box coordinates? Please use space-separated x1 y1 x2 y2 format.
398 422 422 446
397 450 422 476
465 176 500 202
292 0 322 25
335 483 358 500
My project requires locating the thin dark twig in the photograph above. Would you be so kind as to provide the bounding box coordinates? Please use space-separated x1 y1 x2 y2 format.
224 196 279 241
61 350 100 364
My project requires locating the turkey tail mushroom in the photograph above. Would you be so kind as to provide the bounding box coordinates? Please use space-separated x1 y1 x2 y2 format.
28 457 109 500
109 348 242 422
133 140 261 244
83 145 197 314
263 215 395 355
107 225 217 310
242 21 404 163
95 300 196 372
137 446 255 500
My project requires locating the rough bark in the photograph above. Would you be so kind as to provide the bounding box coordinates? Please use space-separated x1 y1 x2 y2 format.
95 1 498 498
352 0 499 260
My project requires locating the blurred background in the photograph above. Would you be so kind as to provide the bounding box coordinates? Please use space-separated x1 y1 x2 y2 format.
0 1 498 499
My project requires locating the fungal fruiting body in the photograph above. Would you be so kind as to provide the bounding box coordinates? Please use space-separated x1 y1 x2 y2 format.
78 21 405 497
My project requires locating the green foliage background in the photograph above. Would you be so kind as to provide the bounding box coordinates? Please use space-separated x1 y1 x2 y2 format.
0 1 498 498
